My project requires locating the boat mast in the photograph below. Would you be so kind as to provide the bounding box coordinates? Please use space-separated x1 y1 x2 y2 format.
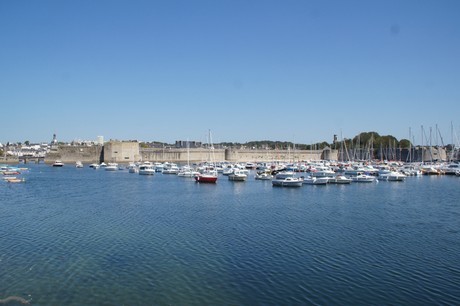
340 130 344 162
408 127 412 163
187 138 190 167
451 121 454 162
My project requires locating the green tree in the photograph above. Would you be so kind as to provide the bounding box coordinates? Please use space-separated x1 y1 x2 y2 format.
399 139 411 148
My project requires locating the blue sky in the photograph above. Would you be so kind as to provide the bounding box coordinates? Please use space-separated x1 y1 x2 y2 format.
1 0 459 145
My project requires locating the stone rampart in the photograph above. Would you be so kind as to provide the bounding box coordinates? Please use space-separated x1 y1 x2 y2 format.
224 149 333 162
44 145 103 164
104 141 140 163
140 148 225 163
44 143 339 165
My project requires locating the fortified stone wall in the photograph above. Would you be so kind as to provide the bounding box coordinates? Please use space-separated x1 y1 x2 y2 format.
44 145 103 164
140 148 226 163
224 149 334 162
103 141 140 163
43 143 341 165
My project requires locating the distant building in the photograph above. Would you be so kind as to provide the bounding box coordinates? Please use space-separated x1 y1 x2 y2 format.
97 136 104 145
51 134 58 145
175 140 202 148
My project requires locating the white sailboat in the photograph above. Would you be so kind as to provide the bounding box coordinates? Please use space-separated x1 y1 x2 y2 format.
178 140 200 177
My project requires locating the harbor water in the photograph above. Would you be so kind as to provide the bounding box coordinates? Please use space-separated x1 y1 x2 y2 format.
1 164 460 305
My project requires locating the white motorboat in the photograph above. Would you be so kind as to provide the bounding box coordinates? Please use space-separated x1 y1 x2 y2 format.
328 175 352 184
442 163 460 175
273 171 296 179
399 164 422 176
128 163 139 173
89 163 100 169
162 164 180 174
52 160 64 167
379 171 406 181
223 166 236 176
139 163 155 175
351 173 377 183
75 161 83 168
177 169 200 177
154 162 164 173
272 177 303 187
302 176 328 185
228 169 248 181
255 171 273 180
310 166 335 178
105 163 118 171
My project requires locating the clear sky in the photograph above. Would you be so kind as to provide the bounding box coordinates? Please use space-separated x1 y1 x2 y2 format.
1 0 459 145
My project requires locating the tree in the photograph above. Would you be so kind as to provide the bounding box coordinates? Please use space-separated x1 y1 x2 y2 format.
399 139 411 148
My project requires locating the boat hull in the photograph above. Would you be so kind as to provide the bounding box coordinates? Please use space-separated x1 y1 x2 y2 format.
195 175 217 183
272 178 303 187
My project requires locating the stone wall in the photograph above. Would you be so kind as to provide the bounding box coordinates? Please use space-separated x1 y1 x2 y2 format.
42 143 343 165
44 145 103 164
140 148 225 163
224 149 331 162
103 141 141 163
140 148 338 163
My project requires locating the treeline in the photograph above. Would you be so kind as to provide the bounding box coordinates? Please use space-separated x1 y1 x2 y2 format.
219 132 412 150
141 131 454 150
340 132 411 150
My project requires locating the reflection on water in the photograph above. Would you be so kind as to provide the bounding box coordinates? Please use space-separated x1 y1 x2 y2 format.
1 164 460 305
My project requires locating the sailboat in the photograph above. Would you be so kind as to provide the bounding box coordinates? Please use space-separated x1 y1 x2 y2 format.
178 140 200 177
195 130 218 183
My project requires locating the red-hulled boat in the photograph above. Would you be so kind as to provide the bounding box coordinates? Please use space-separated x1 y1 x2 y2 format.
195 172 218 183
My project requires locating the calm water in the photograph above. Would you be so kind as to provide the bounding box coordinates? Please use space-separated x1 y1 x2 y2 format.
1 164 460 305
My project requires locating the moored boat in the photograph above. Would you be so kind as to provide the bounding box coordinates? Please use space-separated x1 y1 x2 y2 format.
89 163 100 169
442 163 460 175
128 163 139 173
351 173 377 183
195 130 218 184
195 172 218 183
421 166 442 175
228 169 248 181
328 175 352 184
105 163 118 171
255 171 273 180
139 163 155 175
4 177 25 183
302 176 328 185
52 160 64 167
379 171 406 181
272 176 303 187
162 164 180 174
